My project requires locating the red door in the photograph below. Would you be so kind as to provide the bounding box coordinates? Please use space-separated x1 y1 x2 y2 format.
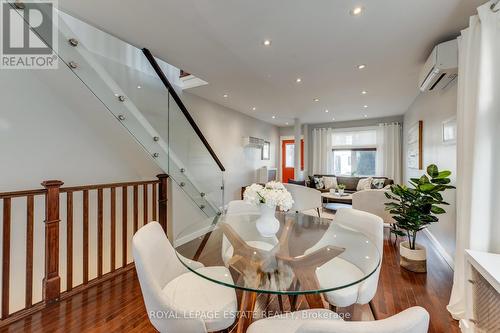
281 139 304 183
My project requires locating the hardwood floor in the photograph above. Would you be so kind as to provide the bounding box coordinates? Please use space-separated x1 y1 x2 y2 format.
0 233 458 332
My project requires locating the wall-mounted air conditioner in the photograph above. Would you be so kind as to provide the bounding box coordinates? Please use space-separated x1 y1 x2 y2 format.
419 39 458 92
243 136 265 148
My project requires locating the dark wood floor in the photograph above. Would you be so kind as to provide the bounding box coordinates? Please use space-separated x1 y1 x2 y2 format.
0 233 458 333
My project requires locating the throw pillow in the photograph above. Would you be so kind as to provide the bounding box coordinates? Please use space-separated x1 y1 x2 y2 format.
288 179 306 186
357 177 373 191
323 176 338 190
372 178 385 189
313 177 324 190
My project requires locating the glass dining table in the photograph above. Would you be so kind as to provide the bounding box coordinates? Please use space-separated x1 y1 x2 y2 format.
174 212 380 333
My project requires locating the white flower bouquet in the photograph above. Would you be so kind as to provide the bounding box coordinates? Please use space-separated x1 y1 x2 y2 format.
243 181 294 211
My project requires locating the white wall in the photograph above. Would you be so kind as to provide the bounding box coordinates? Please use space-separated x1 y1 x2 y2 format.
0 62 162 315
403 85 457 265
182 92 280 202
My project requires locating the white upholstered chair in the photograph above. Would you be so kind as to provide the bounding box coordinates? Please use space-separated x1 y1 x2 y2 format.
352 189 395 227
306 208 384 307
132 222 237 333
226 199 260 215
283 183 322 217
247 307 430 333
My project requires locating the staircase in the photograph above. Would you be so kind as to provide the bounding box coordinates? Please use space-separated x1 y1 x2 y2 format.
32 9 226 224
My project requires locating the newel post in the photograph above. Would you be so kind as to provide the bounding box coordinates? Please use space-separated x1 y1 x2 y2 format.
157 174 169 234
41 180 63 304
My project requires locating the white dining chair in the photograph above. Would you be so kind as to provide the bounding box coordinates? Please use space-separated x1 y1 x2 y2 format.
132 222 237 333
305 208 384 307
283 183 322 217
247 306 430 333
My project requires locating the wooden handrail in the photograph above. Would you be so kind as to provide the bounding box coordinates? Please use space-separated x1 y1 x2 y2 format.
142 48 226 172
0 176 169 325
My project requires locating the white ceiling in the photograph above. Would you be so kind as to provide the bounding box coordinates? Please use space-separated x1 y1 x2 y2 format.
59 0 485 126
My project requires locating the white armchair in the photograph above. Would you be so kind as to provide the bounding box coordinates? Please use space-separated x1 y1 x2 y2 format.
352 189 395 227
132 222 237 333
305 208 384 307
283 183 322 217
247 307 430 333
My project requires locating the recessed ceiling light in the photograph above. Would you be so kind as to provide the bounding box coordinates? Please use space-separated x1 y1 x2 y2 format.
285 122 289 125
325 109 329 113
137 85 142 89
296 78 302 83
272 115 276 119
114 93 119 97
357 64 367 70
263 39 272 46
313 98 320 102
252 107 257 111
350 6 364 16
223 94 228 98
361 90 367 95
364 105 368 108
332 117 336 121
364 114 368 118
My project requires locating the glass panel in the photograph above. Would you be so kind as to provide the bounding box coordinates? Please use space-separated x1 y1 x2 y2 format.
354 150 376 176
24 7 224 218
285 144 294 168
175 212 380 295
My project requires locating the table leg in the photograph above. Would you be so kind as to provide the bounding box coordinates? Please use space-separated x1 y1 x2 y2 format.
236 290 258 333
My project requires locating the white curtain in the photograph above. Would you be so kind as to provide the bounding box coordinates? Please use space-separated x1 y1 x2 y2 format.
448 2 500 320
376 123 402 184
312 128 333 174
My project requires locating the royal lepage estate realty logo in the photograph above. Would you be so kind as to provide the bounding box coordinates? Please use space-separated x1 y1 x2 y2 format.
1 0 58 69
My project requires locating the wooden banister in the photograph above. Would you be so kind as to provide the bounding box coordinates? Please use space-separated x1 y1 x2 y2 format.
0 177 165 325
157 174 169 233
41 180 63 304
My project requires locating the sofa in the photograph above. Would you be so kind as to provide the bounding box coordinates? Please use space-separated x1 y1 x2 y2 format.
307 174 394 193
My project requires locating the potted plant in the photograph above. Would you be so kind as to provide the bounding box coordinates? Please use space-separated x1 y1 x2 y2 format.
243 181 294 237
384 164 455 272
337 184 346 196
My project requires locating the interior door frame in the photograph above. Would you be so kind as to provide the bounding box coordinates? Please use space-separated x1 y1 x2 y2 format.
279 135 304 182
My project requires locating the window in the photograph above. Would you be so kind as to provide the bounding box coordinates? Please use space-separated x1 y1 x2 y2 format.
332 148 376 176
330 128 378 176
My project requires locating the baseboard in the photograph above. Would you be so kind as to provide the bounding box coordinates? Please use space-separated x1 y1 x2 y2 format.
423 229 455 270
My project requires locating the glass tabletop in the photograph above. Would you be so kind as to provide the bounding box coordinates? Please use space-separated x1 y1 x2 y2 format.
174 212 380 295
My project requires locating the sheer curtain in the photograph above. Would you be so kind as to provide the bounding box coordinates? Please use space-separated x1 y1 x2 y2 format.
376 123 402 184
447 2 500 320
312 128 333 174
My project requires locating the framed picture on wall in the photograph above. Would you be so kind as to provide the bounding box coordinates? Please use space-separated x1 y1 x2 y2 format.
442 117 457 145
261 141 270 160
407 120 423 169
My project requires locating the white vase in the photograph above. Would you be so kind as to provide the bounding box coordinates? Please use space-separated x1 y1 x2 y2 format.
338 188 345 196
256 205 280 237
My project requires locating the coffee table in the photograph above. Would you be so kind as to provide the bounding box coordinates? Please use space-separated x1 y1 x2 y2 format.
321 192 353 211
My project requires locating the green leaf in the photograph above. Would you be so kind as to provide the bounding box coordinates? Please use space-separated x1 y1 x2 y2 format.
419 183 434 192
435 170 452 179
427 164 439 178
431 206 446 214
431 178 451 185
419 175 430 184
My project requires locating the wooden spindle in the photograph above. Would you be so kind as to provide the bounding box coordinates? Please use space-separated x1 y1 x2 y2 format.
97 189 103 278
143 184 148 225
157 174 169 233
66 191 73 291
25 195 34 307
122 186 128 267
133 185 138 233
41 180 64 304
152 183 157 221
110 187 116 272
2 198 11 319
83 189 89 284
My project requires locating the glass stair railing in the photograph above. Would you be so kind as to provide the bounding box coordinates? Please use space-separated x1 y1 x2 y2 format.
15 4 225 222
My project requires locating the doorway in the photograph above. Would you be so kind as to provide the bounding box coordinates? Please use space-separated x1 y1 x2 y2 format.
281 139 304 183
